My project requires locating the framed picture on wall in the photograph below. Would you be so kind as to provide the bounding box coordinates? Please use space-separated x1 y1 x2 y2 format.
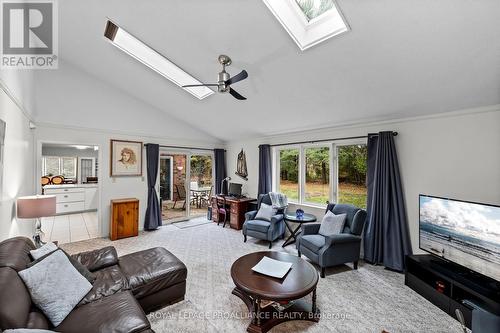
110 139 143 177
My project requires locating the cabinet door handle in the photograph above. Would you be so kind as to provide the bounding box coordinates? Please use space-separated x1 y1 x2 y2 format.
64 195 68 198
64 205 68 207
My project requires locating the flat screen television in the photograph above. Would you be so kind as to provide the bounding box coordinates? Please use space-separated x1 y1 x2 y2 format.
419 194 500 281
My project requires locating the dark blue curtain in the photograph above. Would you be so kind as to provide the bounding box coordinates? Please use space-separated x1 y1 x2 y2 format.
363 132 412 271
258 144 272 195
214 149 227 195
144 144 162 230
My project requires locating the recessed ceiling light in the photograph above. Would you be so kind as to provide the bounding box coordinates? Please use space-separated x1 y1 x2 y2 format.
104 20 214 100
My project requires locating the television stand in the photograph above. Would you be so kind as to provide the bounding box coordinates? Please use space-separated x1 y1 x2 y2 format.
405 254 500 329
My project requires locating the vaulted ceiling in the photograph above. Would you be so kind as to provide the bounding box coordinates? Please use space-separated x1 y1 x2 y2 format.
40 0 500 141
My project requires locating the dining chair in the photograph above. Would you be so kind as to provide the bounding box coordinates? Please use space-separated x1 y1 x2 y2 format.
216 195 228 228
173 184 187 209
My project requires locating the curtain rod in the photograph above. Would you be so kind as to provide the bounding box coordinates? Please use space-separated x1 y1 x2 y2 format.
144 143 225 152
267 131 398 148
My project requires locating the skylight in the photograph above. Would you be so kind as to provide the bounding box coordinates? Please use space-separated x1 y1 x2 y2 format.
295 0 335 22
103 20 214 100
263 0 349 51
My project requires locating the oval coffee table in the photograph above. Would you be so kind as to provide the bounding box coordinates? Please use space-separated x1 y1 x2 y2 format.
231 251 320 333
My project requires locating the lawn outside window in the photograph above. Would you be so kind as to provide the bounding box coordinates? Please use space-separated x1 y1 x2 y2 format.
274 140 367 209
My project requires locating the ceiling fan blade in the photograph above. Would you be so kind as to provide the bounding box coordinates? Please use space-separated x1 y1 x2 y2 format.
225 70 248 86
182 83 219 88
229 88 247 100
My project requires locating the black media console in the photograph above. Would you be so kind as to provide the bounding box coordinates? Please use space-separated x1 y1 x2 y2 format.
405 254 500 329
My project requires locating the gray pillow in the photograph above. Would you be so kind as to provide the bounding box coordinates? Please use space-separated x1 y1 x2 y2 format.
319 211 347 237
28 249 96 284
30 242 58 260
255 203 277 222
18 250 93 326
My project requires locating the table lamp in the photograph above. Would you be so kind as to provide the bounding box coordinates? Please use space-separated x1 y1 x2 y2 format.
17 195 56 247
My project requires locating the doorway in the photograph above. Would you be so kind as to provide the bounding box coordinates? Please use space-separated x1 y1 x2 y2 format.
38 142 101 244
159 150 214 223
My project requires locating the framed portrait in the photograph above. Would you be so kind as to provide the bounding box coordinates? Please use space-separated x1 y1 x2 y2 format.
110 139 143 177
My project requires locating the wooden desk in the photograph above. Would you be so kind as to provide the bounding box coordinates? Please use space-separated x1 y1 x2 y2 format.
211 196 256 230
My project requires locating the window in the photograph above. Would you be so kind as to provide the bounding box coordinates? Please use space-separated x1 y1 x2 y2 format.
275 142 367 208
42 156 77 179
278 149 300 201
337 145 367 209
295 0 335 21
262 0 349 50
304 147 330 204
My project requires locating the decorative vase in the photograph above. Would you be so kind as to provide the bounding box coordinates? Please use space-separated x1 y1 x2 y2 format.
296 209 304 219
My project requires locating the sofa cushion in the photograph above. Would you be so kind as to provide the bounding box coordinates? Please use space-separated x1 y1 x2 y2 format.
25 310 49 330
0 237 35 272
18 250 92 326
56 291 151 333
29 243 58 260
0 267 31 330
301 235 326 252
245 220 271 233
79 264 129 305
119 247 187 299
71 246 118 272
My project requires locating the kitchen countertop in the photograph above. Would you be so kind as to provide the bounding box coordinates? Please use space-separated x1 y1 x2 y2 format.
44 184 98 189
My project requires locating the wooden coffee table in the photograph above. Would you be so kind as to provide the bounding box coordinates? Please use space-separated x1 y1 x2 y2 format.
231 251 320 333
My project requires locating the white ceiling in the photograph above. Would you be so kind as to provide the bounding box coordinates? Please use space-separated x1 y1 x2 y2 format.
54 0 500 141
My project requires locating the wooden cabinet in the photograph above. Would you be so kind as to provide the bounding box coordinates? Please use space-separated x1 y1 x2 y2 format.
210 196 256 230
110 198 139 241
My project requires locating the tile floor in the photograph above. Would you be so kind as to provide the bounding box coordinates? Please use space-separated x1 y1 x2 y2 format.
41 211 99 244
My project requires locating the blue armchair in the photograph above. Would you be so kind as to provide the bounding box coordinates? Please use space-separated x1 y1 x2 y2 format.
297 203 367 278
242 194 285 249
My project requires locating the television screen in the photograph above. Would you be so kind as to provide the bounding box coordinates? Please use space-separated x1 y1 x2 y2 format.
419 195 500 281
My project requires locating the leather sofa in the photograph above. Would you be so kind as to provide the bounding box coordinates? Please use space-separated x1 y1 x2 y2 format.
0 237 187 333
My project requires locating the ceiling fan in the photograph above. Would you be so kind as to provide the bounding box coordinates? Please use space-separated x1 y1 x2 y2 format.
182 55 248 100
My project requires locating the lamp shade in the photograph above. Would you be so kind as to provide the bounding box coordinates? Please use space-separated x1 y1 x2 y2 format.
17 195 56 219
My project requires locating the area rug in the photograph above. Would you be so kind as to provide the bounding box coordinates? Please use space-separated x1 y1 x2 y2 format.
62 220 465 333
172 217 213 229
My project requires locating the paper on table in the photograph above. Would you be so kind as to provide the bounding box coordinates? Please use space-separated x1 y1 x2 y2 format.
252 256 293 278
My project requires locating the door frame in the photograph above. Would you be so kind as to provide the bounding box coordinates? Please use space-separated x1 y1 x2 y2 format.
158 148 214 223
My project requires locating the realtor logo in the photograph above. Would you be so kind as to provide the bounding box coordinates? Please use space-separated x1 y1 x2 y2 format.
1 0 58 69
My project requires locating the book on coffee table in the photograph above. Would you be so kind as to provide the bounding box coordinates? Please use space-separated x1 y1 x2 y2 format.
252 256 293 278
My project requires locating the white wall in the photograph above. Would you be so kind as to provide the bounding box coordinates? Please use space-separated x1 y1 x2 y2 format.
33 61 219 142
0 87 35 241
29 60 224 239
225 107 500 254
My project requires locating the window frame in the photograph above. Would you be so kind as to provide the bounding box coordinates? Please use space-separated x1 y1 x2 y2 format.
273 139 366 208
42 156 78 180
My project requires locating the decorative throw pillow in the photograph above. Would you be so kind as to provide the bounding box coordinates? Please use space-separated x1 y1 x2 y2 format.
18 250 93 326
255 203 277 222
29 242 58 260
319 211 347 237
28 249 96 284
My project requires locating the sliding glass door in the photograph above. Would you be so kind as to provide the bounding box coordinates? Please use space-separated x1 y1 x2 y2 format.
159 150 214 223
189 154 213 218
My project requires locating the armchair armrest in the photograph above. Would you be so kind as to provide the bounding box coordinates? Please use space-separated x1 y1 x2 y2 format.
71 246 118 272
245 210 257 221
324 234 362 247
270 214 284 225
301 223 321 235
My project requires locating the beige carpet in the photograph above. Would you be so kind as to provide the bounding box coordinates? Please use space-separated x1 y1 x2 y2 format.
61 221 465 333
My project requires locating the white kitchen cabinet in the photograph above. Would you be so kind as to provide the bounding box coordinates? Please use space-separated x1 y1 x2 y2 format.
44 185 98 214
